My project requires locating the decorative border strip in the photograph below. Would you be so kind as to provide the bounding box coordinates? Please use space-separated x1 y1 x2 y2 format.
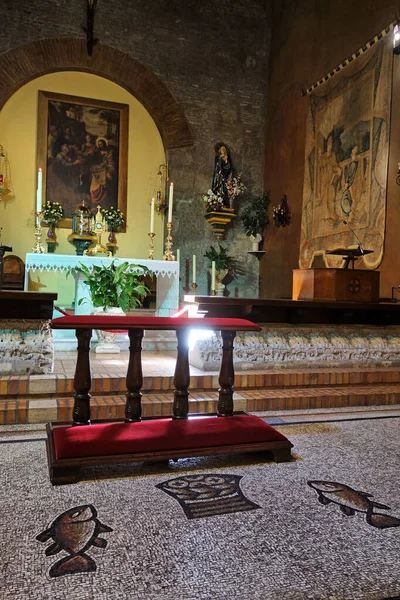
302 21 396 96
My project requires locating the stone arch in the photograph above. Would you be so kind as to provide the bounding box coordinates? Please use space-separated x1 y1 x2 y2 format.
0 39 193 150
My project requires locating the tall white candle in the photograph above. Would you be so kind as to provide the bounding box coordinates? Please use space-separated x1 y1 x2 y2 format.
150 197 155 233
176 248 180 263
168 182 174 222
211 261 216 291
36 168 43 213
192 254 197 284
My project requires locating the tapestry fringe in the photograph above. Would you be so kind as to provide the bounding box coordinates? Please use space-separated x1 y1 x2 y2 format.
302 20 397 96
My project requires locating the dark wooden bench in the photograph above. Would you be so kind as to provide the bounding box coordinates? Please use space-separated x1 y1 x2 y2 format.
47 315 293 484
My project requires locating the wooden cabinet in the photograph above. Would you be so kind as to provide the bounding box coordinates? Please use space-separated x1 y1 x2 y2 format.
292 268 380 303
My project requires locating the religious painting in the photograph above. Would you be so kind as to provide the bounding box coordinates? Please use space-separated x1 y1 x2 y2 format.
299 34 393 269
37 91 128 230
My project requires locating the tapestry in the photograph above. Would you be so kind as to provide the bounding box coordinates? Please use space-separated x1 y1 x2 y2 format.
299 35 393 269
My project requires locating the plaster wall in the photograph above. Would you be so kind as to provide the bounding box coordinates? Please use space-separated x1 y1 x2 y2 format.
0 71 164 305
263 0 400 299
0 0 272 299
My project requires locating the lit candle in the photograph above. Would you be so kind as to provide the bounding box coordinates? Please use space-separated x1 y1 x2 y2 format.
211 261 216 292
168 182 174 222
36 168 43 213
150 197 155 233
176 248 180 263
192 254 197 284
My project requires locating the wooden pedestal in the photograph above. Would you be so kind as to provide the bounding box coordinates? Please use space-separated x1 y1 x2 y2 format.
292 269 380 303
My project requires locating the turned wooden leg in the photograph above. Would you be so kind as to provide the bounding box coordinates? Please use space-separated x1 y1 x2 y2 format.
173 329 190 419
125 329 144 422
72 328 92 425
218 330 236 416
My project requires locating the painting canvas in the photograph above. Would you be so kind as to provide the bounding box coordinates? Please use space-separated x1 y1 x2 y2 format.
299 35 393 269
37 91 129 229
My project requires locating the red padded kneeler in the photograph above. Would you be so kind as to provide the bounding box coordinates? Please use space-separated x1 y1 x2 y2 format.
51 315 262 331
53 415 288 460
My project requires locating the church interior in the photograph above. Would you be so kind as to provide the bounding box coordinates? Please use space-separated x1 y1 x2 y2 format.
1 1 400 599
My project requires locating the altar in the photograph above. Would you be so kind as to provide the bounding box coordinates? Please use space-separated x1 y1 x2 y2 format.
24 253 179 316
25 254 179 351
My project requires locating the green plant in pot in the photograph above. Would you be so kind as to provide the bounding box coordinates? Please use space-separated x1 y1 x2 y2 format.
204 244 240 295
70 261 153 313
241 190 270 250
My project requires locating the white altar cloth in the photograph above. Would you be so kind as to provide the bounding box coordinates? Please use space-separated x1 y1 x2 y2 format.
25 253 179 316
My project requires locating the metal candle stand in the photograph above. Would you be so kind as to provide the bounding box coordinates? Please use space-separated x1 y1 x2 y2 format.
33 212 45 254
163 221 175 261
148 232 155 259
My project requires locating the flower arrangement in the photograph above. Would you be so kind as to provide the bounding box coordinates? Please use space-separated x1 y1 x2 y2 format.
273 194 292 228
202 173 246 213
101 206 125 231
42 201 64 225
226 173 246 206
202 189 224 212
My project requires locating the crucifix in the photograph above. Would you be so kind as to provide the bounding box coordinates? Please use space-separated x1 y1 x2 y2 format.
82 0 99 57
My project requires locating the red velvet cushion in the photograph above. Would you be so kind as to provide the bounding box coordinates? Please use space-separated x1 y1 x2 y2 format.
51 315 261 332
53 415 287 459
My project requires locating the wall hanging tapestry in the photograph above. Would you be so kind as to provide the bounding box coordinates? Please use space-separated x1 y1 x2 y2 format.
299 32 393 270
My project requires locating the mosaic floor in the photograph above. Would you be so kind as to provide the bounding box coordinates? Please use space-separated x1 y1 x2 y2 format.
1 409 399 599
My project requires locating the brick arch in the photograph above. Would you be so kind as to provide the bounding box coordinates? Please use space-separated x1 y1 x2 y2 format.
0 39 193 150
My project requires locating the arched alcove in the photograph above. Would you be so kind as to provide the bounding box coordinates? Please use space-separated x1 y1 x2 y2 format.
0 39 193 150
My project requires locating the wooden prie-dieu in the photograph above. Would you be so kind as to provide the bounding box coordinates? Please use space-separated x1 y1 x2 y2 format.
47 315 293 484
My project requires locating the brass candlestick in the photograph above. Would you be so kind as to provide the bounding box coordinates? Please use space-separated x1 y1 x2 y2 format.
33 212 45 253
191 283 198 294
211 289 217 296
163 221 175 261
148 232 155 259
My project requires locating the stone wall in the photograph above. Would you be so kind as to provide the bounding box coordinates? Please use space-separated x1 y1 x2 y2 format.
0 320 53 375
190 325 400 371
0 0 271 299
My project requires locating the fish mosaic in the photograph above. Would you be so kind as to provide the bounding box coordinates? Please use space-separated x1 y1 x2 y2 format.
156 473 260 519
36 504 113 578
308 480 400 529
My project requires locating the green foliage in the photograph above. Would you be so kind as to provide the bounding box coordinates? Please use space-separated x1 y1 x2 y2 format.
69 261 153 312
240 191 271 237
204 244 237 272
42 201 64 225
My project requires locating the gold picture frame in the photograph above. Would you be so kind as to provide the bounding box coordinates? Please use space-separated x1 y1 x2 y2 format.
37 90 129 231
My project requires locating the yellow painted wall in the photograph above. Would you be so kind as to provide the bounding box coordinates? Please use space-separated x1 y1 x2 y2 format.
0 71 165 305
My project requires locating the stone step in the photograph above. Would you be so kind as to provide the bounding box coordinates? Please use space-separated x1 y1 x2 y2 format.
2 366 400 398
3 383 400 424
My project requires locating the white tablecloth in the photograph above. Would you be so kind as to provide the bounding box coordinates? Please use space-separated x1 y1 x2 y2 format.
25 253 179 316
